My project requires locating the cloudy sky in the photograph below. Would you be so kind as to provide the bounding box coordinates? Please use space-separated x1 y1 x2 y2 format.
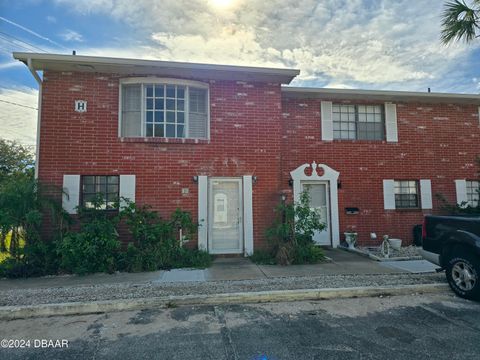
0 0 479 148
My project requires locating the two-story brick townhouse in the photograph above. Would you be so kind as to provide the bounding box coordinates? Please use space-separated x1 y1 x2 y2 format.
13 52 480 255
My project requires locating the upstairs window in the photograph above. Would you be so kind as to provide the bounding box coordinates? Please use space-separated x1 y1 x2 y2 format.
332 104 385 140
394 180 419 209
120 79 209 139
466 180 479 207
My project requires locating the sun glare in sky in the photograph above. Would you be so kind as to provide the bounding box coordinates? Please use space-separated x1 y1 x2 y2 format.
209 0 235 9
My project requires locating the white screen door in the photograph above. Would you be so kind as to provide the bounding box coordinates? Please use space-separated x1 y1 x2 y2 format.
209 178 243 254
302 182 331 245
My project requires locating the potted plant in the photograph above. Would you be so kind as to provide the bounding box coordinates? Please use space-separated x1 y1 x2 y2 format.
344 226 358 249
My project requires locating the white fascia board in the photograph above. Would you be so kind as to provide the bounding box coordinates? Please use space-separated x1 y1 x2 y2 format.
13 52 300 84
282 86 480 104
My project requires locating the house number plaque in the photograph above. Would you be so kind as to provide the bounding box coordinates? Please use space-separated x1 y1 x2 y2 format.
75 100 87 113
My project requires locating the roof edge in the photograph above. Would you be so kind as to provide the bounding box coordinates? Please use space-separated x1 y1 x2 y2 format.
282 86 480 104
13 52 300 83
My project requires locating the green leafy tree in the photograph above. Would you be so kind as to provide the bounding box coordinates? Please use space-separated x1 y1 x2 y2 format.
0 177 67 277
0 139 35 183
441 0 480 44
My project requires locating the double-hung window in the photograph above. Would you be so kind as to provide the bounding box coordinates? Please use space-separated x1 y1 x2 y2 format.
332 104 385 140
120 79 209 139
394 180 419 209
466 180 480 207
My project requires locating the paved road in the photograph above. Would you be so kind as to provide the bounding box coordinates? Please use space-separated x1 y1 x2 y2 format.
1 293 479 359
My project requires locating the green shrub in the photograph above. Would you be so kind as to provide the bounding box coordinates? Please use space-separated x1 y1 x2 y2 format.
292 243 325 264
0 241 60 278
116 243 143 272
119 200 210 271
58 199 120 275
0 173 67 278
22 240 60 276
172 247 212 269
249 250 276 265
265 191 325 265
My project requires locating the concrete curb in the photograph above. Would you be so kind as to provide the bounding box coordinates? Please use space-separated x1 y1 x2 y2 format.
0 283 449 320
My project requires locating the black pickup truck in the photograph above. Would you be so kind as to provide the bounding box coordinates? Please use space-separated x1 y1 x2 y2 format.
420 215 480 300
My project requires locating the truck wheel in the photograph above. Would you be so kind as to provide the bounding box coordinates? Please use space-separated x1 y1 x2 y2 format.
445 252 480 301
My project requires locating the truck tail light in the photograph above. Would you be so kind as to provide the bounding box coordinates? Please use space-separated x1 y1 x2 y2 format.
422 217 427 240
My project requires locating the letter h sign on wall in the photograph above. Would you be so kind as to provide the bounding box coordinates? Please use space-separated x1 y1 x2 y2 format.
75 100 87 113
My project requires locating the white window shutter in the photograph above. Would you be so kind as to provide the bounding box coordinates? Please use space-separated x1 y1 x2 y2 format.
63 175 80 214
321 101 333 141
455 179 468 207
243 175 254 256
197 176 208 251
188 88 208 139
383 179 396 210
420 179 433 209
121 84 142 137
385 103 398 142
119 175 136 209
478 106 480 126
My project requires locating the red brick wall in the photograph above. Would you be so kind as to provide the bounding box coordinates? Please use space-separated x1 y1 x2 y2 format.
38 69 479 249
39 71 283 249
281 97 480 245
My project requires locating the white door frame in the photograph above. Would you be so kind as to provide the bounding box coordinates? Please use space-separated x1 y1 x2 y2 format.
290 162 340 248
208 177 244 254
301 180 331 245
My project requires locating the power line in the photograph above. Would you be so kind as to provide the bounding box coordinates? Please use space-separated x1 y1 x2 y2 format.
0 16 68 50
0 98 38 110
0 33 41 53
0 31 47 52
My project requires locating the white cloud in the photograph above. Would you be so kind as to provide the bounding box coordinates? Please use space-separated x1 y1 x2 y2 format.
50 0 480 92
46 15 57 23
0 87 38 147
0 61 23 70
60 29 84 42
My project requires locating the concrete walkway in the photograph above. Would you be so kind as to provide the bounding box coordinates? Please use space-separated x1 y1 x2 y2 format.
0 248 423 291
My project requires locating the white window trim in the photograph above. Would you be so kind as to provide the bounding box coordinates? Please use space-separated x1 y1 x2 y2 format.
243 175 254 256
118 77 210 140
197 175 208 251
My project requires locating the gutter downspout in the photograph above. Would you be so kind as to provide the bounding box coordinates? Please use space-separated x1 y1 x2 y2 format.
27 58 42 179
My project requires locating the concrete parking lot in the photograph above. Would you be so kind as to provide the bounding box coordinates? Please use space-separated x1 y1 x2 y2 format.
1 292 479 359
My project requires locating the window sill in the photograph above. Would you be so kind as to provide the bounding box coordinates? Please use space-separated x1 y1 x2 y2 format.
119 137 209 145
393 208 424 212
331 139 388 143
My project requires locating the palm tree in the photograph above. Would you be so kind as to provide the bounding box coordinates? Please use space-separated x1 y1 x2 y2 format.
441 0 480 44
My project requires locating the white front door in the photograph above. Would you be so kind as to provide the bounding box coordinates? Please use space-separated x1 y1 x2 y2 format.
302 182 331 246
208 178 243 254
